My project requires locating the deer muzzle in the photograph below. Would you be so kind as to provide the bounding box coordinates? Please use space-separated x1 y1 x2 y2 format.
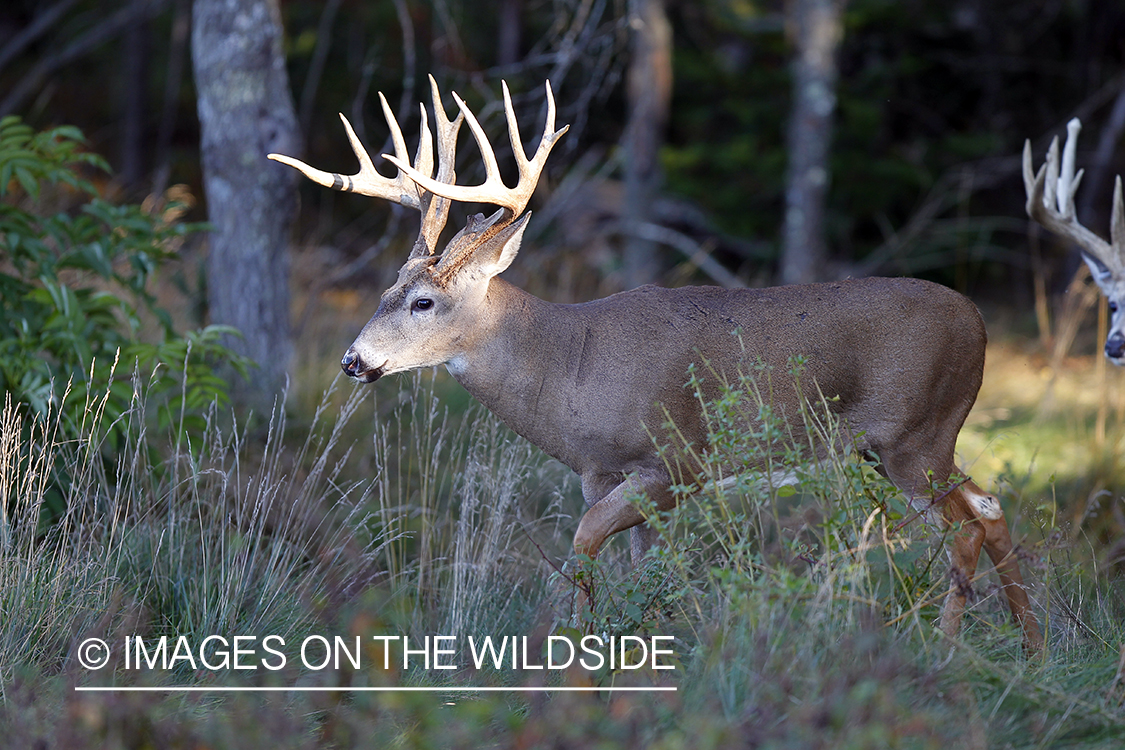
341 348 385 382
1106 333 1125 363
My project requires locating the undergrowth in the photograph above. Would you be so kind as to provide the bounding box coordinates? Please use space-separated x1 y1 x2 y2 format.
1 363 1124 749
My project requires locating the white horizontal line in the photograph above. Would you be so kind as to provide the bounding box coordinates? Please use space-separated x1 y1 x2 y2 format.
74 685 677 693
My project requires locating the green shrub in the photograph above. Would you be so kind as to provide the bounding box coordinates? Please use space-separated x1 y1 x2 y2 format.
0 115 247 436
0 116 249 520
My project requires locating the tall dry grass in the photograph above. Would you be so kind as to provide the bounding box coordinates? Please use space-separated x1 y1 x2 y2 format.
2 353 1125 747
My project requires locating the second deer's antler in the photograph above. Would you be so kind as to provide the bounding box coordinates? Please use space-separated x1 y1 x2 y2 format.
1023 118 1125 272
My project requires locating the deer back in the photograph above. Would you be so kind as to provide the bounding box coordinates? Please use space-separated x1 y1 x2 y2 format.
443 275 984 480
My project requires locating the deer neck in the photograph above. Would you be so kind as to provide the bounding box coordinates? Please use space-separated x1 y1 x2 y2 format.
444 278 583 467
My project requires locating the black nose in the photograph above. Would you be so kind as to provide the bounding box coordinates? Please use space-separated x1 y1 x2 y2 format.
341 349 360 376
1106 333 1125 360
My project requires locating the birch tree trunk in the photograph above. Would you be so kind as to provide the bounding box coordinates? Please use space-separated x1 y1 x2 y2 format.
192 0 299 409
781 0 846 286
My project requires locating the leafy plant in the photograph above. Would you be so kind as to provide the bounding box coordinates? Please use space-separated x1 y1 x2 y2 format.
3 364 1125 746
0 115 248 446
635 355 977 648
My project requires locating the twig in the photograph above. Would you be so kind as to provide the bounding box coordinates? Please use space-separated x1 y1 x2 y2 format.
519 522 596 628
858 70 1125 278
431 0 467 63
610 219 746 289
519 522 575 587
388 0 417 156
1078 81 1125 224
292 207 405 338
349 0 417 162
151 0 190 197
0 0 173 117
0 0 81 74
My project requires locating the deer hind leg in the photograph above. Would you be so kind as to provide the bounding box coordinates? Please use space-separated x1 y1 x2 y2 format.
977 495 1044 651
941 476 1043 651
877 440 1042 651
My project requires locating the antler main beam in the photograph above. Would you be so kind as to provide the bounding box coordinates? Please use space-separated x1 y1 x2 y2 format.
384 81 569 220
268 75 465 257
268 93 426 210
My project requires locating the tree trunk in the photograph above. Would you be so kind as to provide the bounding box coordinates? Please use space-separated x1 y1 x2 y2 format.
191 0 299 410
622 0 672 289
781 0 846 286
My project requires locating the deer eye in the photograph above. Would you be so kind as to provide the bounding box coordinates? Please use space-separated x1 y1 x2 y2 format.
1111 301 1119 315
412 298 434 312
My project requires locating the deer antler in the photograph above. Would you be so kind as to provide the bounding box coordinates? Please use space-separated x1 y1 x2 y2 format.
412 75 465 258
383 80 570 221
269 95 422 208
1023 118 1125 273
270 78 566 271
267 75 464 257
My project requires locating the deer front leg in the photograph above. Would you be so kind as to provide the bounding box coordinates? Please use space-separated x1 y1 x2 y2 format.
571 470 675 614
580 474 663 566
574 469 674 559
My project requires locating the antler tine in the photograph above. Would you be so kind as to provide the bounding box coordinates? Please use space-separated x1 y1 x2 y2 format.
379 91 417 191
429 73 464 187
503 80 569 210
1058 119 1082 218
1043 135 1059 216
410 74 465 259
383 80 569 219
1113 176 1125 253
1023 118 1116 268
406 103 436 259
268 102 422 209
1021 138 1039 209
412 102 434 191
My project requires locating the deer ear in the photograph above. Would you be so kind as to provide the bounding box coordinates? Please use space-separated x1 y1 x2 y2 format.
1082 249 1114 289
472 211 531 279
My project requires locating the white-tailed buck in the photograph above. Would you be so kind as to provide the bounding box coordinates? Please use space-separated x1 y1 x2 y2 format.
270 77 1042 651
1024 118 1125 363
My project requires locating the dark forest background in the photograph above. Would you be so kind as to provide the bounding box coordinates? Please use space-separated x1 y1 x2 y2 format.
4 2 1125 407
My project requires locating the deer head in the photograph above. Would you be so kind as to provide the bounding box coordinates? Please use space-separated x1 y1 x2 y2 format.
268 76 568 381
1024 118 1125 362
